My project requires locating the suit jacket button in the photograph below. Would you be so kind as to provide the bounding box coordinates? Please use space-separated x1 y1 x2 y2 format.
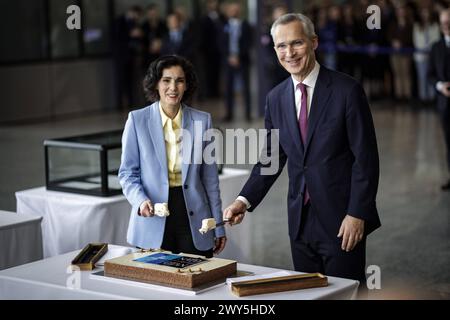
304 166 308 170
189 211 194 216
184 184 188 189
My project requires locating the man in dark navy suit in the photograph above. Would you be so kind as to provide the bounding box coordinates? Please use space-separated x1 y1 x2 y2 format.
161 13 195 62
224 13 380 291
429 9 450 191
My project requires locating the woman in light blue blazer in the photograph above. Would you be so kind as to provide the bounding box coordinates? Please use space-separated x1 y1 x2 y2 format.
119 55 226 257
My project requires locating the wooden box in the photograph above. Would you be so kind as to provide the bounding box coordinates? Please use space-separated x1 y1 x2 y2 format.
71 243 108 270
231 273 328 297
104 251 236 289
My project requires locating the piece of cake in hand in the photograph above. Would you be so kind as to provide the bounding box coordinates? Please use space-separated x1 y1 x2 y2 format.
199 218 216 234
154 203 170 217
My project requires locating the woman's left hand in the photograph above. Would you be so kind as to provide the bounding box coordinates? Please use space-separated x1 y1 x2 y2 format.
213 236 227 255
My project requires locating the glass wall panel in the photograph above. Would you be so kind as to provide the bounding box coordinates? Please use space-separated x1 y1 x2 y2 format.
0 0 47 62
82 0 112 55
49 0 81 58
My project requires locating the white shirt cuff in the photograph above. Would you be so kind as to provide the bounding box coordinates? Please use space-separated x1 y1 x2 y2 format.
236 196 251 209
436 81 444 92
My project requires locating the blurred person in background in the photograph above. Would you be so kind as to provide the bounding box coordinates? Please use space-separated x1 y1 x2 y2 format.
113 5 144 109
142 4 168 69
433 0 450 16
429 9 450 190
388 4 414 102
358 0 389 100
222 1 253 122
174 5 192 33
337 2 361 79
261 5 290 90
317 5 340 71
199 0 226 99
413 7 440 104
161 12 195 62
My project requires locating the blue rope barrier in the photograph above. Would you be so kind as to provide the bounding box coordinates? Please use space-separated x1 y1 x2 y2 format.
317 44 429 55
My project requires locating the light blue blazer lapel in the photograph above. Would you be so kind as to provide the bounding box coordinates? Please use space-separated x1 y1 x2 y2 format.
147 102 168 183
181 105 193 184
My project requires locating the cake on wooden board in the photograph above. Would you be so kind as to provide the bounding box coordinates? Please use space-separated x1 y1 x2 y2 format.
104 251 237 288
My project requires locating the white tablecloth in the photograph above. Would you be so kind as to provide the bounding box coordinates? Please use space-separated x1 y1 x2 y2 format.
0 245 358 300
0 210 43 270
15 168 250 258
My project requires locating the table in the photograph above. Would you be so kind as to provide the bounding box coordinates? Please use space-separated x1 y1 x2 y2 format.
15 168 250 258
0 210 43 270
0 245 359 300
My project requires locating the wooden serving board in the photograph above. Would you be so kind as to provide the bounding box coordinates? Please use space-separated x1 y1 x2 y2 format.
231 273 328 297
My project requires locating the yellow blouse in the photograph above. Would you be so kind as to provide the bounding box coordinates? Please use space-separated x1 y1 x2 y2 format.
159 104 183 187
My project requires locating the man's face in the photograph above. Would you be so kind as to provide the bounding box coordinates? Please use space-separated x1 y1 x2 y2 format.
207 0 218 12
227 3 240 18
273 20 318 81
127 9 140 21
440 11 450 37
167 14 180 30
147 8 158 20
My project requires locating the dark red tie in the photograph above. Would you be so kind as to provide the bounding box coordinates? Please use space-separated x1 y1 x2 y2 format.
297 83 310 204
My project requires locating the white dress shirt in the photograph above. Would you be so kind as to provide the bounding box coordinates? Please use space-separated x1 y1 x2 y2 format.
229 18 242 55
236 62 321 209
292 61 320 119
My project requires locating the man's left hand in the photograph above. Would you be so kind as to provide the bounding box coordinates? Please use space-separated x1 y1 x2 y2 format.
228 55 240 67
337 215 365 252
213 236 227 255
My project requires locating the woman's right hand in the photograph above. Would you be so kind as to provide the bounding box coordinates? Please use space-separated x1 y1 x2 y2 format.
139 200 154 217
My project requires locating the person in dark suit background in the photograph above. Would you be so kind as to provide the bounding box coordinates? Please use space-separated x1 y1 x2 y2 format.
261 5 290 90
141 4 168 69
113 5 144 109
222 2 253 121
199 0 225 98
429 8 450 190
161 13 195 62
224 13 380 293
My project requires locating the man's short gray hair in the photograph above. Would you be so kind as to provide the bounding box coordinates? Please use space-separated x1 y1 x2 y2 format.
270 13 317 40
440 8 450 18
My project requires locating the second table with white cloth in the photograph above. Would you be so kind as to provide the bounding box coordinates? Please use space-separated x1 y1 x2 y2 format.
15 168 250 258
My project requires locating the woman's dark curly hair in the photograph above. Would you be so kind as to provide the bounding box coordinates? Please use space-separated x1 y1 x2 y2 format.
143 55 198 103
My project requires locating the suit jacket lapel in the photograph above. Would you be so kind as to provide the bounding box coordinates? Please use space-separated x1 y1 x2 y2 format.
440 39 448 79
148 102 169 183
305 68 332 154
181 106 193 184
282 79 304 154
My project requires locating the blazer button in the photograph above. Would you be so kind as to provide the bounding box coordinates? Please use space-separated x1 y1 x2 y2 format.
184 184 188 189
304 166 308 170
189 211 194 216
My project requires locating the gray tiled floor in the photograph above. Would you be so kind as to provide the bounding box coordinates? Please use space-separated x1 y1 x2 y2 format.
0 99 449 299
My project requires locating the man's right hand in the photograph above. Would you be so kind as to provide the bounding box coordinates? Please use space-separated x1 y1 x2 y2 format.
223 200 247 225
440 82 450 97
139 200 154 217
